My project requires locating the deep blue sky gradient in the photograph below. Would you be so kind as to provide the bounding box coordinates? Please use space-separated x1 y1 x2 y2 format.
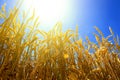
64 0 120 42
0 0 120 42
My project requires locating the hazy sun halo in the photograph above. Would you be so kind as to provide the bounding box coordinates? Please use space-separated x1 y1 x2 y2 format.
23 0 70 26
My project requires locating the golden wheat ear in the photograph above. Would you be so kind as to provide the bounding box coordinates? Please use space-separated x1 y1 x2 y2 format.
109 27 114 35
94 26 104 38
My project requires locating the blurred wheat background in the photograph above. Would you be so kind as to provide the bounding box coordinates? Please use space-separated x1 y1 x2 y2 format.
0 1 120 80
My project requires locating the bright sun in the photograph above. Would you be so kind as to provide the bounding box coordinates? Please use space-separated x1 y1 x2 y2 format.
23 0 70 27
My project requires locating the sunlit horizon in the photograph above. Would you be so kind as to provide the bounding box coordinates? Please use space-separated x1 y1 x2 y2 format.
0 0 119 41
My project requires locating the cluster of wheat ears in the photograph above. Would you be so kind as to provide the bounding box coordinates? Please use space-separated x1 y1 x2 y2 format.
0 3 120 80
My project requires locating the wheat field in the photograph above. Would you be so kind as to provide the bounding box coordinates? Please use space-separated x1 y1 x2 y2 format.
0 3 120 80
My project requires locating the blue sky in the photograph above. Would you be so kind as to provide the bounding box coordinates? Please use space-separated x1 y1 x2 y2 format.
0 0 120 42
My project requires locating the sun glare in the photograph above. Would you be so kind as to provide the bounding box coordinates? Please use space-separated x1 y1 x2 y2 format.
23 0 70 28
